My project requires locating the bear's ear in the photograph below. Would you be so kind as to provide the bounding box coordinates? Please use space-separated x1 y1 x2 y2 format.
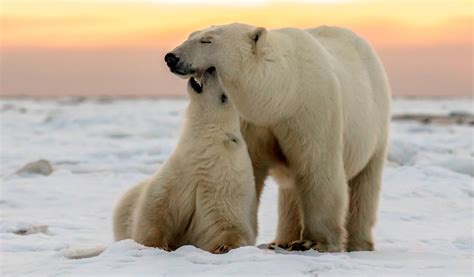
249 27 267 54
188 29 202 39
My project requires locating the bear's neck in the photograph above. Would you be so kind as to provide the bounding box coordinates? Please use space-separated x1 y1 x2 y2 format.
220 44 303 125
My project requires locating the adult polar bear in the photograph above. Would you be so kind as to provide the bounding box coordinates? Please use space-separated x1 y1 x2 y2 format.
165 23 391 252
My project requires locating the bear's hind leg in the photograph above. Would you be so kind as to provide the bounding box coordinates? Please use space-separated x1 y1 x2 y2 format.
346 147 386 251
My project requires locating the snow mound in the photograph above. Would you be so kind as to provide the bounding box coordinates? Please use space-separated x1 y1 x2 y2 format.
16 159 53 176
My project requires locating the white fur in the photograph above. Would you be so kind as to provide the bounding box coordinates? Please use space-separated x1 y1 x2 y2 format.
170 23 391 252
113 74 257 253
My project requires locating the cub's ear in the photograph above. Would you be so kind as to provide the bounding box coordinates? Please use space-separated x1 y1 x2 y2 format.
249 27 267 54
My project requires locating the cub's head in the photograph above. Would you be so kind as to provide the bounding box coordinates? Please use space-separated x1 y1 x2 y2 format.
186 67 239 126
165 23 267 84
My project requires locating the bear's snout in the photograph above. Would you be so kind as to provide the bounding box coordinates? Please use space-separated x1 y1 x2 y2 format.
164 53 195 77
164 53 180 70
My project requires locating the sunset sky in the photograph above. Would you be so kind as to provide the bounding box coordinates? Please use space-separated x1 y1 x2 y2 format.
1 0 472 97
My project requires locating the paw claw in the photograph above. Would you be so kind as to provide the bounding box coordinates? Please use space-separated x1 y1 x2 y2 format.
267 242 290 250
288 240 315 251
211 244 232 254
162 246 171 252
268 240 342 252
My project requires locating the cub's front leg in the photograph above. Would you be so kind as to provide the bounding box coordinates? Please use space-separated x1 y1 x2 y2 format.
132 224 171 251
199 210 255 254
131 185 174 251
210 232 250 254
195 185 256 254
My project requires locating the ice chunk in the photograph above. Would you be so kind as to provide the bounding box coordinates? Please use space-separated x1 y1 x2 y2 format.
16 159 53 176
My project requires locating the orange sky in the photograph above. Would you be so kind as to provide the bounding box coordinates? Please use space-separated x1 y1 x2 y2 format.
1 0 472 96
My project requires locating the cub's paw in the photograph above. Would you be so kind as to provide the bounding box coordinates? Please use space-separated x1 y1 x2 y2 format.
159 245 172 252
136 237 171 251
211 244 235 254
211 232 248 254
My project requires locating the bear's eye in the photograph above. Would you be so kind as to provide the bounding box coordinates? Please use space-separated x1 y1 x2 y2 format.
200 37 212 44
221 94 228 104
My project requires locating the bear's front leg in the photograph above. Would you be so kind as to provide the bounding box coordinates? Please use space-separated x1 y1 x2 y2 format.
268 186 303 250
293 159 348 252
265 165 303 249
272 110 349 252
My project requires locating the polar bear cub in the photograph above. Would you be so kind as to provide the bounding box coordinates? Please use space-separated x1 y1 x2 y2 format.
113 68 257 253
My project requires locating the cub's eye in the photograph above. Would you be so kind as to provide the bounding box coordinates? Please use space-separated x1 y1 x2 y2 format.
221 94 228 104
200 37 212 44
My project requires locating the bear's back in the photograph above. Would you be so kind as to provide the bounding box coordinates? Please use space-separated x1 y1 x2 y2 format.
305 26 374 66
305 25 389 105
305 25 391 179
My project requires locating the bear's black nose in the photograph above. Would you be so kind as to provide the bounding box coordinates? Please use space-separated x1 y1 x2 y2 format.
164 53 179 69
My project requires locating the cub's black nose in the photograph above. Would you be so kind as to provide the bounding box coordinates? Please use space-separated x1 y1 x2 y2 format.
164 53 179 69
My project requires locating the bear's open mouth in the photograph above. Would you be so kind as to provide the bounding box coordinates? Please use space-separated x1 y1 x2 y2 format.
190 77 203 93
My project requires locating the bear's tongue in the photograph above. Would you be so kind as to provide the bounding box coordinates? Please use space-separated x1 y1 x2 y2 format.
190 77 203 93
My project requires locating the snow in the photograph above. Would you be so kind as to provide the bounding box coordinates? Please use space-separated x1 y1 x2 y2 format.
391 98 472 116
1 98 472 276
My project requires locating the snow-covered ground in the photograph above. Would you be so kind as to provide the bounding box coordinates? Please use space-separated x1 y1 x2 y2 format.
1 98 472 276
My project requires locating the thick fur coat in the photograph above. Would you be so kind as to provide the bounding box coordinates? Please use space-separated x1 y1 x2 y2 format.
113 71 257 253
167 23 391 252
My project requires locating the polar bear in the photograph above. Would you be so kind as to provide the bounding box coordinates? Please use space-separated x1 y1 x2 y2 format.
113 68 257 253
165 23 391 252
